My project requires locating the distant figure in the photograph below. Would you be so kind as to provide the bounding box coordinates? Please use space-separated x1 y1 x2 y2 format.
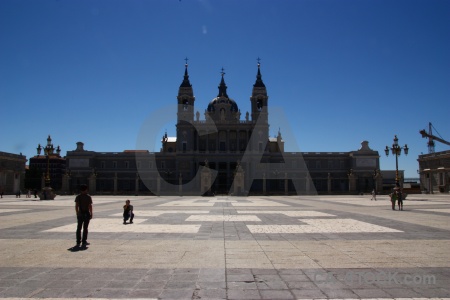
371 189 376 201
75 184 93 248
123 199 134 224
390 191 397 210
27 189 31 198
0 187 3 198
34 189 38 198
16 190 21 198
397 189 403 211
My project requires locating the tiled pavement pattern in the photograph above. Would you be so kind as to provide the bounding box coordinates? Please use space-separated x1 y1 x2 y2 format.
0 194 449 300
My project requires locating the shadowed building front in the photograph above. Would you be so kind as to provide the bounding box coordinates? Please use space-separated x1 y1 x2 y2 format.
65 61 382 196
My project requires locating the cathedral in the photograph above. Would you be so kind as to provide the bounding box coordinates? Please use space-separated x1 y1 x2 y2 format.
64 62 382 195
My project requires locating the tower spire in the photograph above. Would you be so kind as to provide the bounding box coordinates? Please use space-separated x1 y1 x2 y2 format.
217 67 229 98
180 57 192 88
254 58 265 88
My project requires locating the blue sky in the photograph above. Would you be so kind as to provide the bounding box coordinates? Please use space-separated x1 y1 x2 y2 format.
1 0 449 178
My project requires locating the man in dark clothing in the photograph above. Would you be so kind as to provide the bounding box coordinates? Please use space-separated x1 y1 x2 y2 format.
397 190 404 211
123 199 134 224
75 184 93 248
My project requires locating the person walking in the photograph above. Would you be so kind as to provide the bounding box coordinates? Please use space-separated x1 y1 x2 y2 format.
75 184 93 248
123 199 134 224
371 189 376 201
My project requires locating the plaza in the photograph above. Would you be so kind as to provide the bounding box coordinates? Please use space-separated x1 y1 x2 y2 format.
0 194 449 300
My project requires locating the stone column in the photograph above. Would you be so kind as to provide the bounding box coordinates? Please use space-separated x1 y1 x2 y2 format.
247 130 250 151
445 172 449 193
237 130 240 152
217 131 220 153
135 173 139 196
348 170 356 193
284 173 288 195
201 166 212 195
89 173 96 195
197 132 200 153
306 175 310 195
327 173 331 193
263 172 266 195
179 173 182 196
113 172 118 195
156 175 161 196
233 163 245 196
61 173 70 194
375 170 383 194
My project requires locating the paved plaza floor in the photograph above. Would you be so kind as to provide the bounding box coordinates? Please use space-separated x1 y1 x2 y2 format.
0 193 449 300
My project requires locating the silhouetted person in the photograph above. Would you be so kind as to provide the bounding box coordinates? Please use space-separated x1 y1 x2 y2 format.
75 184 93 248
123 199 134 224
390 190 397 210
397 190 403 211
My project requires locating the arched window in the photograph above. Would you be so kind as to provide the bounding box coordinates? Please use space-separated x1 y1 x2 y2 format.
257 99 263 111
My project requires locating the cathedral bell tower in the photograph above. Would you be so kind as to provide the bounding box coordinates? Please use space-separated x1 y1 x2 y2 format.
177 60 195 123
250 60 268 124
249 60 269 152
176 60 196 152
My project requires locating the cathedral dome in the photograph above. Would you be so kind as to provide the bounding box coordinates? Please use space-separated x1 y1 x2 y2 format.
207 97 239 112
207 68 239 113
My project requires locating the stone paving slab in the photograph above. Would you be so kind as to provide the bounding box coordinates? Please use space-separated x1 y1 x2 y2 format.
237 211 336 217
0 194 449 299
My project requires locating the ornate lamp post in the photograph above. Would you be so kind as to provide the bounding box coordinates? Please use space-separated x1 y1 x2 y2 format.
36 135 60 200
385 135 409 187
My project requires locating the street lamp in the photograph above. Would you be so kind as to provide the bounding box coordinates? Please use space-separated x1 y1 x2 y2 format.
36 135 60 200
385 135 409 187
37 135 56 187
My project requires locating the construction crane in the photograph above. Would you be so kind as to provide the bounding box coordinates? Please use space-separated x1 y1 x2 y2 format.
419 122 450 154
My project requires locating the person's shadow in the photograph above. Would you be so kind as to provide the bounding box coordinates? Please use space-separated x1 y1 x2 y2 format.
67 245 88 252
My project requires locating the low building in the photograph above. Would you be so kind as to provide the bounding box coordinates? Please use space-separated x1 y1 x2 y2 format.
0 151 27 195
418 150 450 193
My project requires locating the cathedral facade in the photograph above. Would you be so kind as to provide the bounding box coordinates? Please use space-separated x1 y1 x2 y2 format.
64 62 382 195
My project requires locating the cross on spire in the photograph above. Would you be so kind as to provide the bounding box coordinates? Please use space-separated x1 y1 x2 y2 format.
221 67 225 77
180 57 192 87
253 57 265 88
